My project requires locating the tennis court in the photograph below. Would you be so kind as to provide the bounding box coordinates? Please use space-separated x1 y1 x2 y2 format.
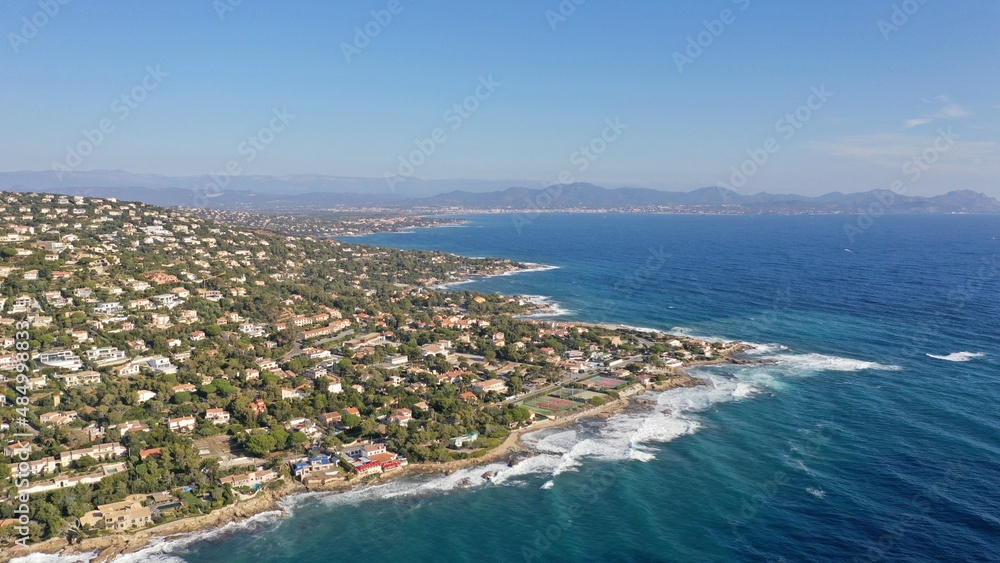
584 376 627 389
571 390 608 401
519 394 582 416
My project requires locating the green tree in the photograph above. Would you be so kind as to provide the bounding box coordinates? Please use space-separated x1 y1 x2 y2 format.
510 405 532 422
245 434 277 456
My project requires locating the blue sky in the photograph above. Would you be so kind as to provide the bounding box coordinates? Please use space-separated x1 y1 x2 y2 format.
1 0 998 196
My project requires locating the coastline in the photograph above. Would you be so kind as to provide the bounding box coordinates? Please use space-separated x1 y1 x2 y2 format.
5 258 745 563
430 262 559 291
333 217 471 238
4 481 301 563
6 366 721 563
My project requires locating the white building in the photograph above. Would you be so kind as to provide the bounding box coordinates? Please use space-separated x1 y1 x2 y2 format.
36 350 84 371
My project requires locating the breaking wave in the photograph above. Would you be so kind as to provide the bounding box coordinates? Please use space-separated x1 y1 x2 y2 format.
927 351 985 362
105 509 284 563
516 295 571 318
744 343 902 372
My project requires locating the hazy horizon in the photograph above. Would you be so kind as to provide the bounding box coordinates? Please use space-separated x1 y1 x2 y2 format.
0 168 992 201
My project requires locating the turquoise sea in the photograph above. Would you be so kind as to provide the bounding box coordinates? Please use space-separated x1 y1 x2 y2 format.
51 214 1000 562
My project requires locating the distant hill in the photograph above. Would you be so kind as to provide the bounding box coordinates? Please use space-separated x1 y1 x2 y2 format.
2 170 998 214
416 183 1000 214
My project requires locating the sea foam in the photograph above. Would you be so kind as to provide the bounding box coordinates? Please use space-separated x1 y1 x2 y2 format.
744 342 902 372
926 352 986 362
105 509 285 563
515 295 571 318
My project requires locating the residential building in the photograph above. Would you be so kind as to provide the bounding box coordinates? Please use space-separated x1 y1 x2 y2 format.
205 408 231 425
59 442 126 466
79 497 152 531
167 416 196 433
55 370 102 387
473 379 508 394
36 350 84 370
219 469 278 489
39 410 78 426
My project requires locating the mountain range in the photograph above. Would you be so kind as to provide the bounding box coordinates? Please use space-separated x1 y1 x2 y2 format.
2 170 998 214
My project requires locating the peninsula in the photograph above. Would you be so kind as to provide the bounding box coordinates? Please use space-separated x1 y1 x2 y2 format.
0 192 745 561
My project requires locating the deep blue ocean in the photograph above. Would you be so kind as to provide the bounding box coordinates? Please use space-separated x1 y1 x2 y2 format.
76 214 1000 562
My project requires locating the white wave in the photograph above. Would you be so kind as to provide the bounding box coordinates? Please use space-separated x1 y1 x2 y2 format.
311 460 534 507
540 480 555 490
430 264 559 291
761 352 901 372
741 342 790 355
732 382 757 399
613 323 663 334
502 263 560 275
518 373 765 481
10 554 99 563
515 295 571 318
107 509 285 563
734 346 900 372
428 279 476 290
927 351 986 362
699 339 898 374
666 327 729 343
807 487 826 499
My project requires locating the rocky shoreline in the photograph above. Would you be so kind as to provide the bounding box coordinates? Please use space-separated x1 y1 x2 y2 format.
5 344 747 563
